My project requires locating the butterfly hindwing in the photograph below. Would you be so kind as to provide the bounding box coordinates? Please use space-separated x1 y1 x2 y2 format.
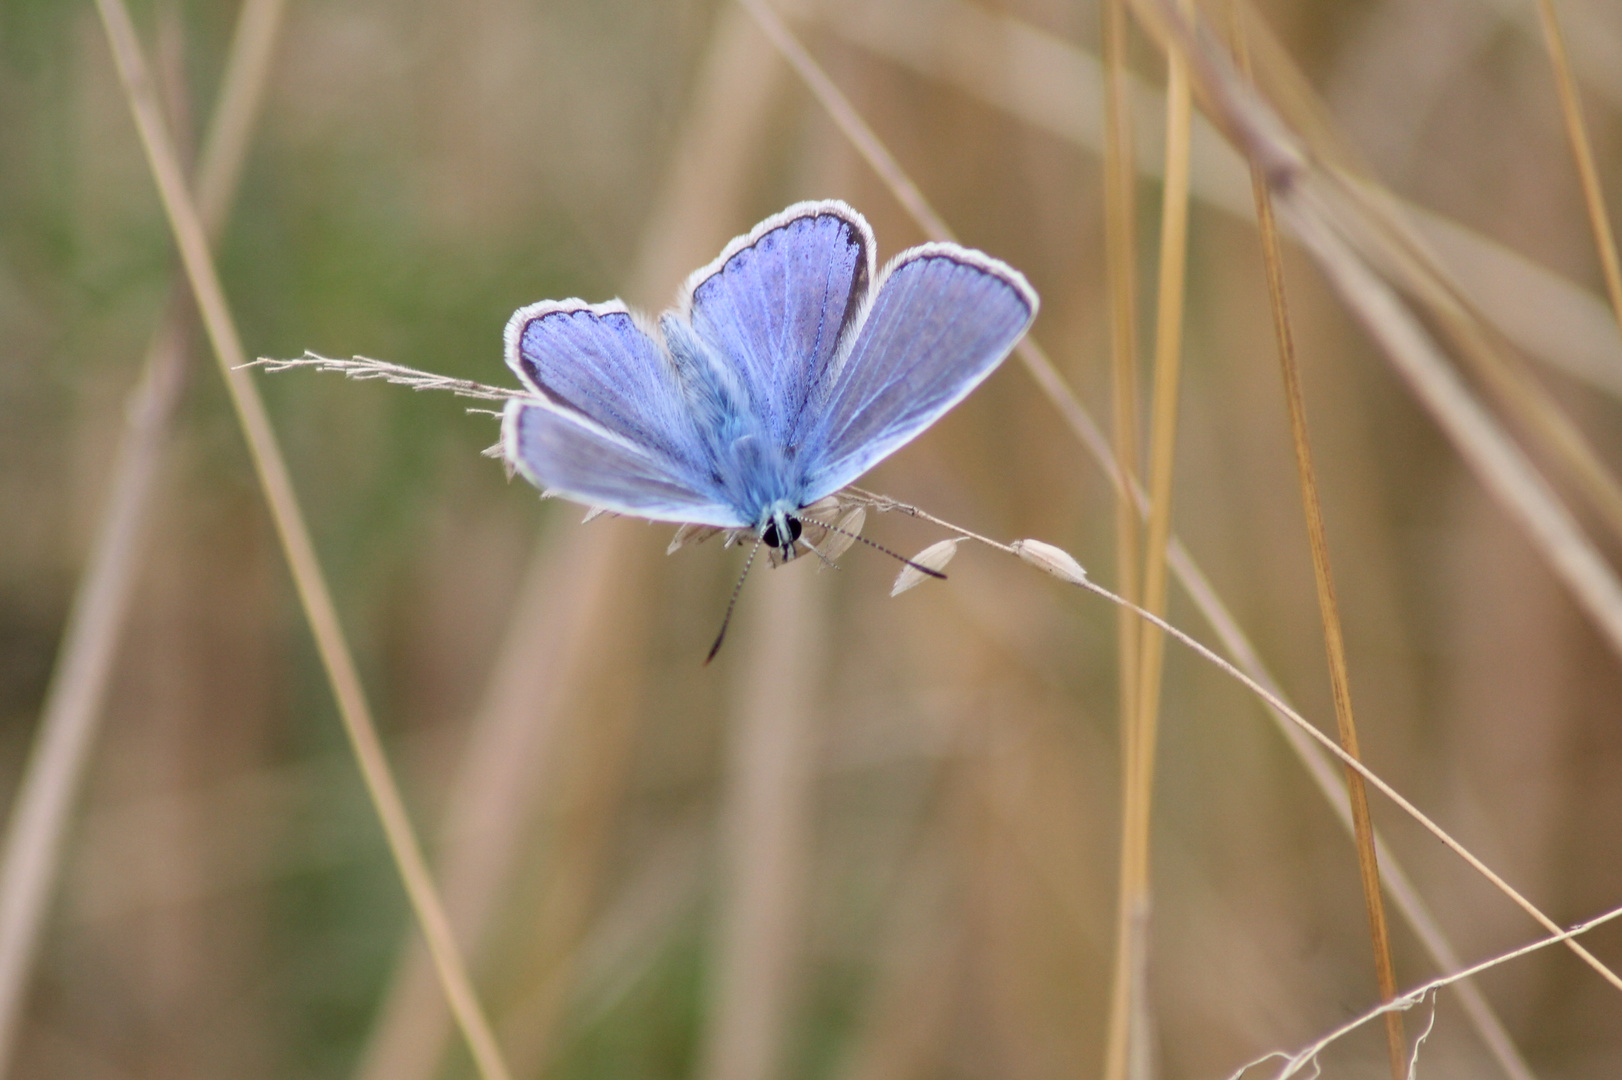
504 300 741 525
801 244 1037 501
502 401 743 526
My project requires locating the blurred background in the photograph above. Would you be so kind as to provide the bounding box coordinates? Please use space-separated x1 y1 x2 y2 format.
3 0 1622 1077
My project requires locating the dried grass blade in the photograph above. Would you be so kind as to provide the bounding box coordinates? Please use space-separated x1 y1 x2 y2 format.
700 563 825 1080
1080 561 1622 993
1229 9 1403 1077
0 2 287 1074
1533 0 1622 342
1254 901 1622 1080
764 0 1587 1054
815 0 1622 400
352 524 636 1080
91 3 512 1078
1121 0 1622 989
1161 541 1537 1080
1282 164 1622 549
1106 3 1194 1074
1101 0 1146 1069
1134 0 1622 672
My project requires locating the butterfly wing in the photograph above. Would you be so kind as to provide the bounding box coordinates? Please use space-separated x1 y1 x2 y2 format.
503 300 743 526
800 244 1038 500
676 200 875 446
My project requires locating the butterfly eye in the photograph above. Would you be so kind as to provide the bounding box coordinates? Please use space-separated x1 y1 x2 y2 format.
760 516 803 550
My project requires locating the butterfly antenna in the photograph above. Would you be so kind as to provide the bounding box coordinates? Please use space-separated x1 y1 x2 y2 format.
815 519 948 580
705 536 762 665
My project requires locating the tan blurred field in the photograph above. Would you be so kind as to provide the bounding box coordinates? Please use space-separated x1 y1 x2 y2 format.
3 0 1622 1077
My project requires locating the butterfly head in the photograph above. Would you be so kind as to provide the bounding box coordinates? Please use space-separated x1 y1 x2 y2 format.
760 507 804 562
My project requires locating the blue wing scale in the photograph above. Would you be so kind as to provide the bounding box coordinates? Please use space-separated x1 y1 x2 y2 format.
801 244 1037 500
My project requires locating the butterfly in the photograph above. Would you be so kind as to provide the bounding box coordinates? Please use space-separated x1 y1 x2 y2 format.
502 200 1036 559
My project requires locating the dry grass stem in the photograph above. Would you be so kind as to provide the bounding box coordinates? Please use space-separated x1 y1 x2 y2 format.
1533 0 1622 342
1124 0 1622 679
882 483 1532 1071
1125 0 1622 994
1229 8 1404 1077
92 2 513 1077
1211 2 1622 552
353 524 633 1080
1233 899 1622 1080
1100 1 1146 1068
249 353 528 403
1070 548 1622 993
1160 540 1536 1080
812 0 1622 401
801 3 1535 1044
700 561 825 1080
1107 3 1194 1073
0 1 287 1073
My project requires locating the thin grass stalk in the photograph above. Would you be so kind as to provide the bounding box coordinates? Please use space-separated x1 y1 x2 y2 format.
700 563 825 1080
761 3 1554 1064
816 0 1622 403
1327 180 1622 547
355 3 789 1071
1105 1 1194 1073
916 508 1622 995
1277 206 1622 986
0 1 286 1073
507 574 650 1077
91 3 513 1078
1251 900 1622 1080
1131 0 1192 819
1160 542 1536 1080
353 524 631 1080
1173 2 1622 554
1533 0 1622 343
1133 0 1622 665
1433 302 1622 544
1138 0 1622 989
1174 2 1622 553
1228 9 1404 1078
1100 0 1146 1070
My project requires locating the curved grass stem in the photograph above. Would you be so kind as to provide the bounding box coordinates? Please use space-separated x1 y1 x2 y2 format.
1228 7 1404 1078
93 3 513 1078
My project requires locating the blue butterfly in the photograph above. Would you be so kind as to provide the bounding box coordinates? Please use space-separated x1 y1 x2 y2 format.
501 200 1037 568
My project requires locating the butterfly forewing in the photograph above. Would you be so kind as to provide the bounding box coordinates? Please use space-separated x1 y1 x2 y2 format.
508 300 708 471
802 245 1037 501
503 300 741 526
679 201 875 446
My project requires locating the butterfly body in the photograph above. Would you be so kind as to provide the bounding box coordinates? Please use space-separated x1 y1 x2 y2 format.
501 201 1037 557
